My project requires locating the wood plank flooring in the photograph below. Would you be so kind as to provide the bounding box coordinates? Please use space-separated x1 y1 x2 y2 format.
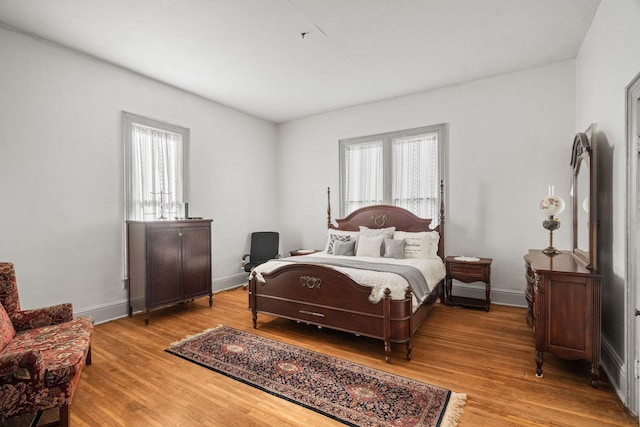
12 287 639 426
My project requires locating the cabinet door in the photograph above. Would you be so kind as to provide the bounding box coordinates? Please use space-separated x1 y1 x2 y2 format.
182 226 212 299
542 274 593 360
147 228 182 307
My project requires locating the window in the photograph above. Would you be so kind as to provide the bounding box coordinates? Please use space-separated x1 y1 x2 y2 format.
123 112 190 221
339 124 446 222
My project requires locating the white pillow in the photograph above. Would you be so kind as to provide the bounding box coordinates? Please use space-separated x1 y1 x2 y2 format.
355 235 384 257
325 229 359 254
393 231 440 258
359 226 396 239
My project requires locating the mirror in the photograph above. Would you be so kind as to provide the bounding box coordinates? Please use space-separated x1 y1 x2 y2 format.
571 124 597 270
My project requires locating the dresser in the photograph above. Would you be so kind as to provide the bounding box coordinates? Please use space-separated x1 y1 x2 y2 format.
524 249 601 387
127 219 213 324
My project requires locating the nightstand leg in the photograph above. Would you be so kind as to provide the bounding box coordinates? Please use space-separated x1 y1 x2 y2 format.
486 281 491 311
445 278 452 305
535 351 544 378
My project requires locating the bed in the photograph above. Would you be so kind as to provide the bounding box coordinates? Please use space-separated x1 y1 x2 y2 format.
248 187 446 362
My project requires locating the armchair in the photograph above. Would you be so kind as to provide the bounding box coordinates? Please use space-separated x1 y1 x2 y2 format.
0 262 93 426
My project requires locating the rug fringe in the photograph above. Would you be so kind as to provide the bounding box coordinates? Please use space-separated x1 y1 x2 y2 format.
168 324 224 347
441 392 467 427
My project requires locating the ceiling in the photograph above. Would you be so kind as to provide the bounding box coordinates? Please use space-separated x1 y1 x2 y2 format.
0 0 601 123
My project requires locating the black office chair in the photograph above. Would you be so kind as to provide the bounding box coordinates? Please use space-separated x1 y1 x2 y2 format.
242 232 280 272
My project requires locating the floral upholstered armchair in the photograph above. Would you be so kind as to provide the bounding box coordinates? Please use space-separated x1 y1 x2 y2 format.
0 262 93 426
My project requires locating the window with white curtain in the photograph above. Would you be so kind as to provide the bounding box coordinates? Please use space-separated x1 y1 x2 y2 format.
339 124 446 222
123 112 190 221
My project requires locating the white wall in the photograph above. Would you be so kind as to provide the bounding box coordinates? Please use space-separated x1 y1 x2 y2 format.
277 60 577 306
0 27 279 322
575 0 640 402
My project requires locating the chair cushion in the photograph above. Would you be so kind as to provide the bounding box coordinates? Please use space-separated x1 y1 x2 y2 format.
0 304 16 351
3 317 93 386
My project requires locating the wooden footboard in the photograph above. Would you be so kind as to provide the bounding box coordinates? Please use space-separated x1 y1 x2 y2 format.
248 263 443 362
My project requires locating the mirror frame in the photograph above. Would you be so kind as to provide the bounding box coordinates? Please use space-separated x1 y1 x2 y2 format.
570 124 597 270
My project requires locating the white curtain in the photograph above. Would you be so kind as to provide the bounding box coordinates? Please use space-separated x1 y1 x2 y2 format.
129 123 184 220
344 141 383 214
391 133 438 221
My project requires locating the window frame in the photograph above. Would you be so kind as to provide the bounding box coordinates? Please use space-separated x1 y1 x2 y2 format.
338 123 447 220
123 111 191 221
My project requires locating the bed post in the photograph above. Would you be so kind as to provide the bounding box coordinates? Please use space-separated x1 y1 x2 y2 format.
383 288 391 363
439 179 445 258
249 272 258 328
327 187 332 229
404 287 413 361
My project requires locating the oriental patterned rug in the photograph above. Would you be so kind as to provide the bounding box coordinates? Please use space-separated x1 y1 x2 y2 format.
166 326 465 427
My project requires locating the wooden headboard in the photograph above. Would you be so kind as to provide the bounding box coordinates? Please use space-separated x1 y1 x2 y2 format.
326 181 445 258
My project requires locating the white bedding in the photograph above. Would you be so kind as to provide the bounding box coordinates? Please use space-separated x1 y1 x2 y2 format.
250 251 446 309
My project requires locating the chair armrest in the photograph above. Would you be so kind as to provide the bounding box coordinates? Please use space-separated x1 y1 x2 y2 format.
11 303 73 332
0 348 45 386
241 254 250 269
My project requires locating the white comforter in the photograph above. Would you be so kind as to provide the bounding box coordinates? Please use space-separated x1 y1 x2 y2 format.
250 251 446 308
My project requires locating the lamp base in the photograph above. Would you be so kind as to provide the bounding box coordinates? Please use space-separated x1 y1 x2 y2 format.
542 246 561 256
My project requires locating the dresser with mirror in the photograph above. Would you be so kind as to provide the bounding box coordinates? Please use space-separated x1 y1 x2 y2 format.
524 124 601 387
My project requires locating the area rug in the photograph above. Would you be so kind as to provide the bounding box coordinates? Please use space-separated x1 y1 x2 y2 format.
166 326 465 427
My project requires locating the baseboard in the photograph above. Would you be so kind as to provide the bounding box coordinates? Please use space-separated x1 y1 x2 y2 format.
213 272 248 291
601 334 629 409
450 283 527 307
74 299 129 325
76 274 248 325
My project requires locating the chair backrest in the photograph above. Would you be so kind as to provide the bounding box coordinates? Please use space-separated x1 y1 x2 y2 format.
0 263 20 317
250 232 279 264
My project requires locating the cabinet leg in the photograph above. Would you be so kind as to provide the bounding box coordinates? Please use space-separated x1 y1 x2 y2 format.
208 294 213 307
535 351 544 378
405 341 412 360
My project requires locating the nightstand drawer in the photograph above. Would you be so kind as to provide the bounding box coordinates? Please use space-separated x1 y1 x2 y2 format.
449 263 486 278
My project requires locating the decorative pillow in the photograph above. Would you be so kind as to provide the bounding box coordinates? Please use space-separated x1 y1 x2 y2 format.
359 226 396 239
0 304 16 351
393 231 440 258
325 230 359 254
355 235 385 257
383 238 405 259
333 240 356 256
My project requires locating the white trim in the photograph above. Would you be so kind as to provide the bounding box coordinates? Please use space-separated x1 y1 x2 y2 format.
625 71 640 416
601 333 629 408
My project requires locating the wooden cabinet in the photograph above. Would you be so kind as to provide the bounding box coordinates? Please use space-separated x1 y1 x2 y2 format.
127 219 213 324
524 249 601 387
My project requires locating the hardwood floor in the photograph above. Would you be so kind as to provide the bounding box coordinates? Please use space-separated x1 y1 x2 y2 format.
21 287 640 426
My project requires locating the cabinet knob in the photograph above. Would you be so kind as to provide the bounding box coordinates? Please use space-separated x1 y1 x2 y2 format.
178 232 183 237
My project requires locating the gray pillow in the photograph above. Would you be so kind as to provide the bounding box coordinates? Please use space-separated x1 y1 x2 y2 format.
333 239 356 256
326 234 350 254
383 238 405 259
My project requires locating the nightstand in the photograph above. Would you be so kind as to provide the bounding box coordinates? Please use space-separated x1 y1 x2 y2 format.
445 256 493 311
